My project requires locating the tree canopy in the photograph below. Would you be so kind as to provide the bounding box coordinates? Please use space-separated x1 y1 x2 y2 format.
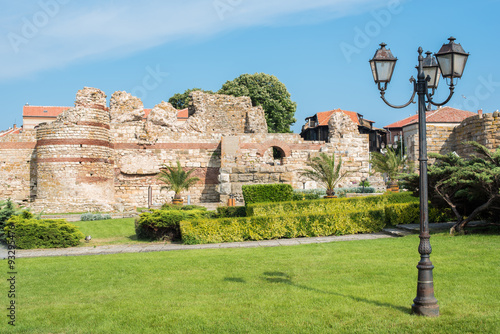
402 142 500 234
167 88 214 110
218 73 297 133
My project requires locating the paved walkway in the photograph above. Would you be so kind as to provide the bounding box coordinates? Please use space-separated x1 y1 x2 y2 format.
10 232 394 259
3 222 479 259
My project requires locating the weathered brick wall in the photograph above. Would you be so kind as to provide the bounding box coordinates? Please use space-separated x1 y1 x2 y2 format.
218 128 374 202
32 88 115 212
404 112 500 163
450 112 500 157
404 123 457 163
0 131 36 201
189 91 267 134
113 138 221 207
0 88 388 211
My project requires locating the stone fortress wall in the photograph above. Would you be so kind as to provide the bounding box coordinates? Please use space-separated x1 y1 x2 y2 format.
1 87 449 213
1 88 497 213
404 111 500 163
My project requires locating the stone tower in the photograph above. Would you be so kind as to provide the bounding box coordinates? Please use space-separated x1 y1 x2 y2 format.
34 88 115 211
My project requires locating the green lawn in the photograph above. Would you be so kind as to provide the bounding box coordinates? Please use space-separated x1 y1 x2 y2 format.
72 218 149 246
2 233 499 333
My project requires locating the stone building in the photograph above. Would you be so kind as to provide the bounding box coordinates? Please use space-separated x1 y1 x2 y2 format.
0 88 373 212
384 107 489 162
300 109 386 152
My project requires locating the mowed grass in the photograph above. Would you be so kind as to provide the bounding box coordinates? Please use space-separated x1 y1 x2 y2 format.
72 218 149 246
1 233 499 333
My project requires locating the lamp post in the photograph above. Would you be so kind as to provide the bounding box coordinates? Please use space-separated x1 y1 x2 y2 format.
369 37 469 317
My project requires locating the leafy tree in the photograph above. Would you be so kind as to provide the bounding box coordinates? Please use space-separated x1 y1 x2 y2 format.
402 142 500 234
218 73 297 133
158 161 200 200
300 152 349 197
168 88 214 110
370 148 407 184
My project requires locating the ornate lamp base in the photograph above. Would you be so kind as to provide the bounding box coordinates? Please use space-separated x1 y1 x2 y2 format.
412 303 439 317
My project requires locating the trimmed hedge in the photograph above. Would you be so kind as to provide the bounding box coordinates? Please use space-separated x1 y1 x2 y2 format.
247 192 418 217
4 215 84 249
216 206 247 218
180 209 385 244
242 184 293 205
385 202 454 226
135 209 211 241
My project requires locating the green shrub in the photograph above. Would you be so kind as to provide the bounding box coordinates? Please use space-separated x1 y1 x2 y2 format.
242 184 293 205
160 203 207 211
292 189 324 201
385 203 420 226
335 187 376 194
384 192 418 204
385 202 454 226
4 215 84 249
80 213 112 221
247 192 417 218
135 209 211 241
180 208 385 245
216 206 247 218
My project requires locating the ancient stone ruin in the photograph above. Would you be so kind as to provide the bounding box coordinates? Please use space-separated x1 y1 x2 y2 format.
0 87 373 212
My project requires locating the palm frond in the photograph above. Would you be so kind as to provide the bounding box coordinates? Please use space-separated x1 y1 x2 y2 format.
300 152 350 193
158 161 200 196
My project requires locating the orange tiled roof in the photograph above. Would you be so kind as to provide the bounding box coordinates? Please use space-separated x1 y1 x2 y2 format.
384 114 419 129
0 126 21 137
316 109 360 126
23 106 70 117
384 107 476 129
425 106 476 123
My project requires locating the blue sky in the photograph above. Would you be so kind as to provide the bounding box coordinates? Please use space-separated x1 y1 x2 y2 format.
1 0 499 133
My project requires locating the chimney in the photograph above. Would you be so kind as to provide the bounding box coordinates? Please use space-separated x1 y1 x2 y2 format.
478 109 483 118
13 124 16 129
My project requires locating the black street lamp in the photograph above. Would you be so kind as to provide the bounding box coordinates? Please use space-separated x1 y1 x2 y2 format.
369 37 469 317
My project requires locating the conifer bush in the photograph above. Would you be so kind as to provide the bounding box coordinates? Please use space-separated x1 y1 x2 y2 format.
4 213 84 249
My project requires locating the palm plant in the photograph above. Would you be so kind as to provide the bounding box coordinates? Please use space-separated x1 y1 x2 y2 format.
158 161 200 200
300 152 349 197
370 148 406 184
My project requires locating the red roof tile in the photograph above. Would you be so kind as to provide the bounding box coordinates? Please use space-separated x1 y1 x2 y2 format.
384 107 476 129
425 107 476 123
0 127 21 137
23 106 70 117
384 114 419 129
316 109 360 126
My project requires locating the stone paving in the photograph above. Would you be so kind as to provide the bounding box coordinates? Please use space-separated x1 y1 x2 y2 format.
4 222 475 260
13 232 394 259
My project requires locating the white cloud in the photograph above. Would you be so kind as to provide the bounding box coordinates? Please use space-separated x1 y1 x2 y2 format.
0 0 387 80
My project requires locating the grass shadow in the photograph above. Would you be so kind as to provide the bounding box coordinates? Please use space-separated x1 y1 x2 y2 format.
224 277 246 283
261 271 410 314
